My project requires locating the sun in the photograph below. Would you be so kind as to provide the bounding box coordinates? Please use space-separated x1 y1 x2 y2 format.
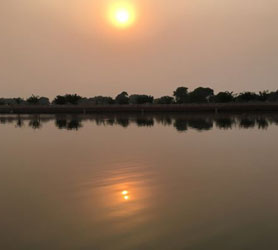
115 9 130 24
108 2 136 29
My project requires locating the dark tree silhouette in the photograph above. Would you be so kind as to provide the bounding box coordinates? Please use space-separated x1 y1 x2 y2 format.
53 94 82 105
236 92 259 103
115 92 129 104
90 96 115 105
214 92 234 103
27 95 40 105
14 98 25 105
173 87 188 104
129 95 154 104
155 96 174 104
189 87 214 103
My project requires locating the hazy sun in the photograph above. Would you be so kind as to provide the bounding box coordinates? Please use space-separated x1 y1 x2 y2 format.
108 2 136 29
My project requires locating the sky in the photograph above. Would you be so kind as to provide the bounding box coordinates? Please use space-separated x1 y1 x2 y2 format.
1 0 277 98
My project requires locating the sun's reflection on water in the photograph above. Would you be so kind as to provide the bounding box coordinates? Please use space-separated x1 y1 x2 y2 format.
93 163 154 225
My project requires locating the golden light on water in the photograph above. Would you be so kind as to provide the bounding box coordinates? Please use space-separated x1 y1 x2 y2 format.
122 190 129 195
108 1 136 29
122 190 130 200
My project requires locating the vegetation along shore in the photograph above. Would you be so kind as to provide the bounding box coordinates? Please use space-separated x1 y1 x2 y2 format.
1 87 278 114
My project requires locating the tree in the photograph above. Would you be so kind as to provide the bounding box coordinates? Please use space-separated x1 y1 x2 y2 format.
235 92 259 103
214 92 234 103
173 87 188 104
14 98 25 105
38 97 50 105
155 96 174 104
129 95 154 104
115 92 129 104
267 91 278 102
89 96 115 105
27 95 40 105
53 95 67 105
189 87 214 103
53 94 82 105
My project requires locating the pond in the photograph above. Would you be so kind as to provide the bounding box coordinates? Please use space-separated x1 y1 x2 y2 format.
1 113 278 250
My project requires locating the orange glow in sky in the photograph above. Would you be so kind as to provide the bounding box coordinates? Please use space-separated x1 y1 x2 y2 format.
108 1 136 29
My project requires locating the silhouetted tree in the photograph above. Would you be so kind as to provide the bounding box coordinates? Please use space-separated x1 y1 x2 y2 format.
267 91 278 102
214 92 234 103
27 95 40 105
235 92 259 103
129 95 154 104
38 97 50 105
189 87 214 103
53 95 67 105
89 96 115 105
173 87 188 104
115 92 129 104
258 91 269 102
14 98 25 105
155 96 174 104
53 94 82 105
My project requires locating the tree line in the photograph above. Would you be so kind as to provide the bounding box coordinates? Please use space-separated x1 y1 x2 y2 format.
1 87 278 106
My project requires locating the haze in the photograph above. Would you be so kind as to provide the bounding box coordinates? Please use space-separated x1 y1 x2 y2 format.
1 0 277 98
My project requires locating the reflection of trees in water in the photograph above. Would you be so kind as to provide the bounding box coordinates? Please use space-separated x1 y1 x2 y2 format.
135 118 154 127
256 118 269 129
55 119 82 130
215 118 235 129
116 118 130 128
2 113 278 131
155 116 172 126
29 118 41 129
239 118 256 128
106 119 115 126
174 119 188 132
188 119 213 131
16 117 24 128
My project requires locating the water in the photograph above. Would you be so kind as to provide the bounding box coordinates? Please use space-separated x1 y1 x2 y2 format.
1 113 278 250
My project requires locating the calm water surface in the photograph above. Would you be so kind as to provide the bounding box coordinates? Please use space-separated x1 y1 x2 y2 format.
1 113 278 250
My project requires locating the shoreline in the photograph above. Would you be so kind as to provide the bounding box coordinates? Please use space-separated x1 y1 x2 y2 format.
1 103 278 114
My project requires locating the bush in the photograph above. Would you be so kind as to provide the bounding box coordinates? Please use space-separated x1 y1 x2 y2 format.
129 95 154 104
115 92 129 104
173 87 188 104
155 96 174 104
214 92 234 103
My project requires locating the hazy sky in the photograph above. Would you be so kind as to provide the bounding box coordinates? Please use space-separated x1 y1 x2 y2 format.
1 0 277 98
